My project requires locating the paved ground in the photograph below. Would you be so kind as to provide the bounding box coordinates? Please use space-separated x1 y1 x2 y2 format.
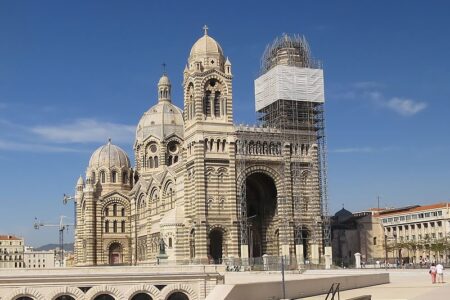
300 269 450 300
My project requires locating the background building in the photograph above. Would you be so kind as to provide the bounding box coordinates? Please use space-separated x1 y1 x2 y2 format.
0 235 24 268
24 246 56 269
74 29 330 267
379 202 450 264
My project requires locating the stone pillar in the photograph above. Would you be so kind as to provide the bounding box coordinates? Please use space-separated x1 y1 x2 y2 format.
355 252 361 269
324 246 332 269
310 244 320 264
281 244 290 257
295 244 304 265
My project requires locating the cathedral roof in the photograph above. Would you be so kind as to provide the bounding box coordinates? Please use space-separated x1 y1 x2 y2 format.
88 139 131 170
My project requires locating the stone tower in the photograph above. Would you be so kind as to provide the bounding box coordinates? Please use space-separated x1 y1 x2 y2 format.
182 26 239 262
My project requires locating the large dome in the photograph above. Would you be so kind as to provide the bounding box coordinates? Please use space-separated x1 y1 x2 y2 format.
136 101 184 143
88 140 131 169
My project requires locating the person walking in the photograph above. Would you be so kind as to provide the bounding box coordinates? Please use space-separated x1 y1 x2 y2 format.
436 263 444 283
429 263 437 284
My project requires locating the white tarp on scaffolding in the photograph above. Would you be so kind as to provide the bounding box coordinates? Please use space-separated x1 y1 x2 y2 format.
254 65 324 111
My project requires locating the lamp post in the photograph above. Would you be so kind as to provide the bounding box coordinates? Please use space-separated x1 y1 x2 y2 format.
384 234 388 269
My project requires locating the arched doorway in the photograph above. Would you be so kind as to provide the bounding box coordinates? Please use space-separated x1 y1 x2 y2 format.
245 172 277 257
296 227 310 261
209 229 223 264
109 242 123 265
131 293 153 300
167 292 189 300
94 295 115 300
55 296 75 300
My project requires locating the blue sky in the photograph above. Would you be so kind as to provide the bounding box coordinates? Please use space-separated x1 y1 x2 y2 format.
1 1 449 246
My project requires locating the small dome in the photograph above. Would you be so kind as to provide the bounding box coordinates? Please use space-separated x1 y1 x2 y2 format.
135 101 184 143
334 207 353 223
88 140 131 169
158 74 171 86
190 34 224 59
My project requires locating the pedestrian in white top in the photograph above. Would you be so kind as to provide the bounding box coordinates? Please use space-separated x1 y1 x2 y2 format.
436 263 444 283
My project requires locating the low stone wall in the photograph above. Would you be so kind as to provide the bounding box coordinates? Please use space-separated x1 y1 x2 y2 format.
0 265 225 300
206 273 389 300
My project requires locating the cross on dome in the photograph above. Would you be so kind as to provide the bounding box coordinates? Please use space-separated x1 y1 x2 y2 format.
203 25 208 35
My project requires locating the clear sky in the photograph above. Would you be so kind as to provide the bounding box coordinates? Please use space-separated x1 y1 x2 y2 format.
1 1 449 247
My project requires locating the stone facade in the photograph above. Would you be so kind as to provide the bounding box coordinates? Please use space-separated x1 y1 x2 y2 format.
74 29 325 266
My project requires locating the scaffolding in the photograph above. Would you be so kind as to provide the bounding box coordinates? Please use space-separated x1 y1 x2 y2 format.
237 33 330 262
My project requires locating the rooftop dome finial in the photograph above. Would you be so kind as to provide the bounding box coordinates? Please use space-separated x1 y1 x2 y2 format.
162 62 167 75
203 24 208 36
108 138 111 144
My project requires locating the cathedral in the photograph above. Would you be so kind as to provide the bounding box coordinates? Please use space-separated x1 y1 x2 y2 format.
74 28 330 267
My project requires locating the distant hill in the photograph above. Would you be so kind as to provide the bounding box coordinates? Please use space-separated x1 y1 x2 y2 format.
35 243 74 251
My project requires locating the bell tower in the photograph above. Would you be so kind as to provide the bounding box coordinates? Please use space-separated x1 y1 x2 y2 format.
182 26 239 262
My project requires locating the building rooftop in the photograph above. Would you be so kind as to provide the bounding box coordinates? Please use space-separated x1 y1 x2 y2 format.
376 202 450 216
0 235 22 240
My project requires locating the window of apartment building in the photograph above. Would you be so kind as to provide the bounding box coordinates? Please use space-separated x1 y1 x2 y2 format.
400 216 405 221
412 214 418 219
432 233 436 239
431 212 437 217
419 213 424 219
438 221 442 227
412 235 416 240
406 215 411 220
406 236 409 240
383 219 387 223
388 218 393 222
394 217 399 222
439 233 443 238
438 211 443 216
425 212 430 218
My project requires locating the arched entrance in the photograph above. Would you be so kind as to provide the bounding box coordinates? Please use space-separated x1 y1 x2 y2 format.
208 229 223 264
55 296 75 300
296 227 310 261
94 295 115 300
245 172 277 257
167 292 189 300
109 242 123 265
131 293 153 300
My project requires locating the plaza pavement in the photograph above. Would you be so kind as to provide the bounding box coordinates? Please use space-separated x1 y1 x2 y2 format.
299 269 450 300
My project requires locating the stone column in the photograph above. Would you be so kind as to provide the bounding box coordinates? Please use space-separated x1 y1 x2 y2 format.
355 252 361 268
324 246 332 269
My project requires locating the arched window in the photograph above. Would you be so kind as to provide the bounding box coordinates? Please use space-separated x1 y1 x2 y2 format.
105 220 109 233
154 156 159 168
92 172 96 183
100 171 106 183
121 208 125 217
214 91 220 116
105 207 109 216
121 220 125 233
113 204 117 216
111 171 117 183
113 221 117 233
203 90 211 117
149 157 153 168
169 237 173 248
122 172 128 184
